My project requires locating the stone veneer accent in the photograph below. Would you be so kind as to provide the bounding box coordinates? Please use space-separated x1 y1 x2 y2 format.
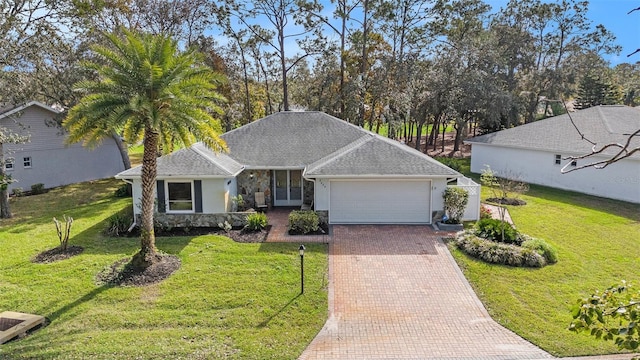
316 210 328 225
236 170 271 208
303 180 314 205
147 212 256 228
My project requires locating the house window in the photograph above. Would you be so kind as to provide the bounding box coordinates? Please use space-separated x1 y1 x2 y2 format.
571 160 577 167
166 181 194 212
4 159 13 171
23 157 32 168
554 154 561 165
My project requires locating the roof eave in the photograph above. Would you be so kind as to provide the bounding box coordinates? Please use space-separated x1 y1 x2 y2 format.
306 174 460 179
0 101 61 120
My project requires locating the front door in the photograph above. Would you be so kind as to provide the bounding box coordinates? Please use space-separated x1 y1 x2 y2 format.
274 170 303 206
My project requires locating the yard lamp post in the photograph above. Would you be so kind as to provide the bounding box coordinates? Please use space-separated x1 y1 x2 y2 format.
299 244 305 294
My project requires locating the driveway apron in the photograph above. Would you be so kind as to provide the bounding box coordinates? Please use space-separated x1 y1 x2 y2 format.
299 225 552 360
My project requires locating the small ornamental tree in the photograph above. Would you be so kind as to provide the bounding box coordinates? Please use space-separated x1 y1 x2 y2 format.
53 215 73 251
570 282 640 351
443 187 469 224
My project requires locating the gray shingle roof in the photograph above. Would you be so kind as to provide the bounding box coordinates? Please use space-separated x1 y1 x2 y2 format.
466 105 640 159
220 112 369 167
117 111 460 178
305 134 459 177
116 143 243 178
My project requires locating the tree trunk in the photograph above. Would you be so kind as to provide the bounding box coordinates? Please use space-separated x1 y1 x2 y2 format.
132 127 160 268
441 120 446 153
0 143 11 219
0 189 10 219
111 132 131 170
415 122 423 151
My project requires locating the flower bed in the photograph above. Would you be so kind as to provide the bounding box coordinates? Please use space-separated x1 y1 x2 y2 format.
454 224 557 268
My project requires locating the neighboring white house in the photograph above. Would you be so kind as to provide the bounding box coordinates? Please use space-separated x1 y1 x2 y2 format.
466 105 640 204
1 101 126 192
117 111 480 225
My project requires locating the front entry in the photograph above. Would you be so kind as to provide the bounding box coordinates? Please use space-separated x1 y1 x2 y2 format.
274 170 303 206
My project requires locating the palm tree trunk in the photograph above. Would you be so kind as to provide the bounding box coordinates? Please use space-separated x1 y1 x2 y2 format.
132 128 159 268
111 132 131 170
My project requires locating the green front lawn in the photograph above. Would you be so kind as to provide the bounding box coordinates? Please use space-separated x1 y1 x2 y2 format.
451 184 640 356
0 179 328 359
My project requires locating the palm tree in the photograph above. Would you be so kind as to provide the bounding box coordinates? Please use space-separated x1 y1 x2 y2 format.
64 29 227 268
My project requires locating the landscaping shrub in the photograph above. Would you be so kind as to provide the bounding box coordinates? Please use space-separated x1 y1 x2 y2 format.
31 183 46 195
104 209 133 237
114 183 132 197
288 210 319 234
11 187 23 197
475 218 520 244
479 205 492 220
443 187 469 224
522 237 558 264
455 230 546 268
246 212 268 231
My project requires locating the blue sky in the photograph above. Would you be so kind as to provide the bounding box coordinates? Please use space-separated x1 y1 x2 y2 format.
487 0 639 66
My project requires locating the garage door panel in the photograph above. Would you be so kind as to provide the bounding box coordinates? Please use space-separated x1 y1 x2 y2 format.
329 180 430 224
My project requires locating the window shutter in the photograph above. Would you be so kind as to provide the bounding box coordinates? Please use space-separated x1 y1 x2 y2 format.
157 180 166 213
194 180 203 213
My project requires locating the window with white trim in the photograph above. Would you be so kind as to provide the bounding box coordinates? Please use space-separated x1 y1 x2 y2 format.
166 181 194 212
554 154 561 165
4 159 14 171
23 157 32 168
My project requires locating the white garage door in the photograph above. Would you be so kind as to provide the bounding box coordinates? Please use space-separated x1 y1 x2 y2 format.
329 180 431 224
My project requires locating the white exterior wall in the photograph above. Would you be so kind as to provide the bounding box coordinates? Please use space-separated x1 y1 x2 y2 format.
431 178 448 212
471 144 640 204
201 178 227 213
129 177 229 215
3 105 124 191
314 178 330 211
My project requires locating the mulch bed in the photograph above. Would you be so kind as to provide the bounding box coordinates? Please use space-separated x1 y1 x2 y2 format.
220 227 270 243
32 245 84 264
486 197 527 206
126 226 270 243
96 254 181 287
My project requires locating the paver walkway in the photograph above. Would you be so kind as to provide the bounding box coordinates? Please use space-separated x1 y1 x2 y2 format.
299 225 553 360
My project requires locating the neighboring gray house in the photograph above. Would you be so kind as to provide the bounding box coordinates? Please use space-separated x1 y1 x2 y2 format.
466 105 640 204
117 112 479 225
1 101 125 192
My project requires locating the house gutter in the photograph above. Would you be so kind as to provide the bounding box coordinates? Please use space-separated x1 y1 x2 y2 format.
116 177 138 232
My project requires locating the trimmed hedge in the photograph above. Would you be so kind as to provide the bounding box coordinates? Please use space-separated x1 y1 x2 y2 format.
288 210 319 234
455 230 553 268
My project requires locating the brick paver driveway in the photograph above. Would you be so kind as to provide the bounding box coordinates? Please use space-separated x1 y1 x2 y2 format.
299 225 553 360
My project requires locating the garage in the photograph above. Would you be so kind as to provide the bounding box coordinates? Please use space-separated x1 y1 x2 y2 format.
329 180 431 224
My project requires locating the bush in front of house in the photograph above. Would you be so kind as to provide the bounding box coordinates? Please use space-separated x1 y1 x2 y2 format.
245 212 268 231
455 230 547 267
443 187 469 224
288 210 319 234
104 207 134 237
475 218 520 244
31 183 46 195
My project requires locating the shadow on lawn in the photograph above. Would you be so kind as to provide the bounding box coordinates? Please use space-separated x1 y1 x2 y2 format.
526 183 640 222
68 217 194 256
43 285 112 324
257 294 302 328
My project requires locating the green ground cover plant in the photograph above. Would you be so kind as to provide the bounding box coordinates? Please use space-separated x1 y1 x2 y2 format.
0 179 328 359
450 182 640 356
